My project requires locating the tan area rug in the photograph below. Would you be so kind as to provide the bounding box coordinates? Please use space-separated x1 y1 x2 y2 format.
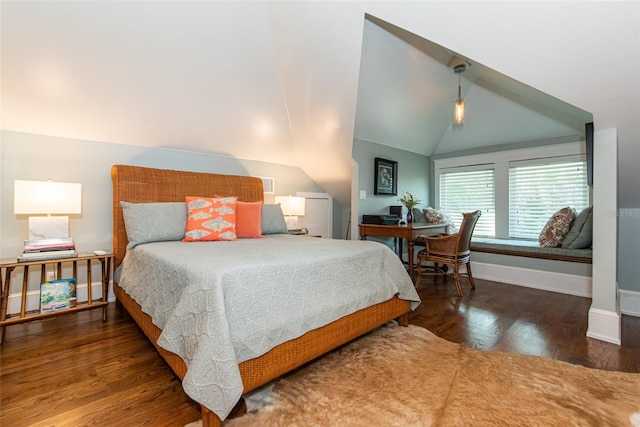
189 324 640 426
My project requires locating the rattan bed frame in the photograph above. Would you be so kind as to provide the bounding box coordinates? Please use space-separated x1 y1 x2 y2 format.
111 164 410 427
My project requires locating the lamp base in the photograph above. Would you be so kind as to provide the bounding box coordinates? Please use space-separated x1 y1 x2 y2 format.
28 216 70 240
284 216 300 230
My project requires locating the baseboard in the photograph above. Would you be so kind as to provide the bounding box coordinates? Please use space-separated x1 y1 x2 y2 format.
619 289 640 317
587 307 621 345
471 261 592 297
6 281 116 315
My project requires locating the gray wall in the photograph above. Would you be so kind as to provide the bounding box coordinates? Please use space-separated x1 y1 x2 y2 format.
352 138 430 250
618 209 640 292
1 130 332 259
353 138 430 221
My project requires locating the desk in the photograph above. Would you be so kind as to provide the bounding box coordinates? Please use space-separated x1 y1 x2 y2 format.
359 223 448 279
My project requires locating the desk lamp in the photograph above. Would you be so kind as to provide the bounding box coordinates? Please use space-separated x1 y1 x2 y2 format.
14 179 82 241
275 195 305 230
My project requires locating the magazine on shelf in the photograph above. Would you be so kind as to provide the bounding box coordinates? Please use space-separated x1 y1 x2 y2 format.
20 249 77 258
41 278 76 313
24 238 73 246
23 238 75 253
23 244 76 253
18 251 78 263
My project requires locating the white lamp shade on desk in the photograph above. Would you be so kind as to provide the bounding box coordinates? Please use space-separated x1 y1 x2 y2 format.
275 196 305 216
275 195 305 229
14 180 82 240
14 180 82 214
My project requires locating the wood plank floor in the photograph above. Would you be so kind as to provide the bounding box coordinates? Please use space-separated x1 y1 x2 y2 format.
2 278 639 426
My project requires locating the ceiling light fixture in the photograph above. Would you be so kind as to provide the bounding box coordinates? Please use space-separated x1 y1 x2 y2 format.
453 63 466 128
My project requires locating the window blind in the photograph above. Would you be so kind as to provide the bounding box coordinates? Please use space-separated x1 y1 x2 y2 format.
509 160 588 239
439 168 495 236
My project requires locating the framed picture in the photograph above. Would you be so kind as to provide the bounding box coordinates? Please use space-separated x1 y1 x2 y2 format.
374 157 397 195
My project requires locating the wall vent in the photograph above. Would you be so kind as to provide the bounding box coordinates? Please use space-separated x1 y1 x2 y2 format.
258 176 275 194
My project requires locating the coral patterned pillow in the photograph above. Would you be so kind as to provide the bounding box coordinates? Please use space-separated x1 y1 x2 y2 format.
538 207 576 248
183 196 237 241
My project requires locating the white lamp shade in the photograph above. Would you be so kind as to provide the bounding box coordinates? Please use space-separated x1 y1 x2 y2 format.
14 180 82 214
275 196 305 216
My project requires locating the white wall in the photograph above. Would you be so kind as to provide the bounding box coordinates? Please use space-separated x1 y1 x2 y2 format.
588 129 619 344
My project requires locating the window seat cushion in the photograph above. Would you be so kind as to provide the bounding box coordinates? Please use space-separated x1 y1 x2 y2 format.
470 237 592 264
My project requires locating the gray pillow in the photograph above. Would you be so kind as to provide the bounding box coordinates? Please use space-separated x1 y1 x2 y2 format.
565 208 593 249
120 201 187 249
261 203 288 234
561 206 592 248
411 208 428 223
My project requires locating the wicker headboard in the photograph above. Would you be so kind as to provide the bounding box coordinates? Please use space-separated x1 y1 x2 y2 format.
111 165 264 268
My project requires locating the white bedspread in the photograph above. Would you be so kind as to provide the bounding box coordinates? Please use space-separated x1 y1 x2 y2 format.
117 234 420 420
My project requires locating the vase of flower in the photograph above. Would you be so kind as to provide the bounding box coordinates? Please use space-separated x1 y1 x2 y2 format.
397 191 421 224
406 209 413 223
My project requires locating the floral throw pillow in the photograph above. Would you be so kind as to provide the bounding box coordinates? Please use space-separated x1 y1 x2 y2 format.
183 196 237 241
423 207 443 224
423 207 458 233
538 207 576 248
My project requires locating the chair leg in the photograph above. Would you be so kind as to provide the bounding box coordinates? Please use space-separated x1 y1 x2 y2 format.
466 262 476 289
452 264 464 296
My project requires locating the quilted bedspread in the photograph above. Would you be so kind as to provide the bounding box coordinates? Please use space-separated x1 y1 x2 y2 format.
117 234 420 420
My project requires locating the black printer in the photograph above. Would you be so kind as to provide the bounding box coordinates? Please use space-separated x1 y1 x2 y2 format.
362 214 401 225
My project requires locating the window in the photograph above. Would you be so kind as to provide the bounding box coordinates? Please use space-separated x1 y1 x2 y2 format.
439 168 495 236
434 142 589 240
509 157 588 239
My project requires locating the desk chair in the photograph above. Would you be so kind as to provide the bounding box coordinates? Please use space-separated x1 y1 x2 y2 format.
414 210 481 296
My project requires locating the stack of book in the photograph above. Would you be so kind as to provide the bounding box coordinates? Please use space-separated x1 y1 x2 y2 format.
18 238 78 262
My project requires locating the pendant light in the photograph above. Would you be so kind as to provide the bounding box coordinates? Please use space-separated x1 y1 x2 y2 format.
453 63 466 128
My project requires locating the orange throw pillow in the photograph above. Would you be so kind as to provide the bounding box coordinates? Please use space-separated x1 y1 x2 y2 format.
183 196 237 241
236 201 264 238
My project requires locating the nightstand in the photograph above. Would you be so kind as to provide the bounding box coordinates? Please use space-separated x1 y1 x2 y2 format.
0 251 114 344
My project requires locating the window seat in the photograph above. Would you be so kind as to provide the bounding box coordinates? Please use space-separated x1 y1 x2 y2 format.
470 237 592 264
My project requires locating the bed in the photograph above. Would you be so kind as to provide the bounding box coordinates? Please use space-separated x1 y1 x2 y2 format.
111 164 420 426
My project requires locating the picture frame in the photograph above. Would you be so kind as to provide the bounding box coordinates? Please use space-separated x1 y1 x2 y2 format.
374 157 398 195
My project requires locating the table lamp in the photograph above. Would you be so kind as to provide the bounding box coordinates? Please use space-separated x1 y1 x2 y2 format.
14 179 82 241
275 195 305 230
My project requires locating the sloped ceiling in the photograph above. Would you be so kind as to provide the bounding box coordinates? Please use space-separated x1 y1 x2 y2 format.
355 15 591 157
2 2 297 164
3 2 635 208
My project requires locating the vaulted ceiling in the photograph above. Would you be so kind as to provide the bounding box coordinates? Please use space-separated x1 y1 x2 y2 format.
355 15 591 157
2 2 636 207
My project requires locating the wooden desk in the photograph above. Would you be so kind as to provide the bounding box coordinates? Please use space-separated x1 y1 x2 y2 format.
359 223 449 278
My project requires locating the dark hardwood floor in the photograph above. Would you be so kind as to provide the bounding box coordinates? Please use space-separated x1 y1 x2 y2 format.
2 278 639 426
411 276 640 373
